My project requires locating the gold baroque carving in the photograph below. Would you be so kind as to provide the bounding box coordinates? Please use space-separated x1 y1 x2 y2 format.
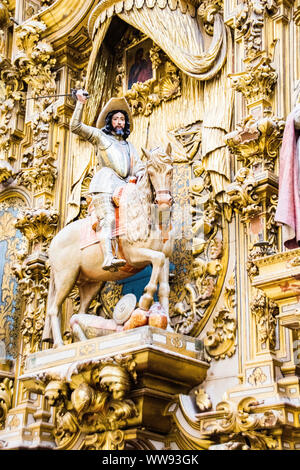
0 198 27 359
248 367 267 386
234 0 278 58
14 20 56 108
227 167 261 222
229 54 277 107
39 355 138 449
0 58 24 162
225 115 285 170
113 35 181 117
197 0 223 35
13 252 50 359
15 206 59 253
250 289 279 350
201 396 282 450
171 160 226 335
0 378 13 430
194 387 212 412
204 273 236 360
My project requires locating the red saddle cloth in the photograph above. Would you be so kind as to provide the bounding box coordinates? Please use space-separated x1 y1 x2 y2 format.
80 184 141 274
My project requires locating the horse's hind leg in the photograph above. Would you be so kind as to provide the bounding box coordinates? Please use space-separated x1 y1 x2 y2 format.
158 257 172 329
49 267 79 348
77 281 104 314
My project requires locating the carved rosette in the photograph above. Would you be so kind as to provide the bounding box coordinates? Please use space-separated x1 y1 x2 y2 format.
250 289 279 350
0 378 13 430
38 355 138 449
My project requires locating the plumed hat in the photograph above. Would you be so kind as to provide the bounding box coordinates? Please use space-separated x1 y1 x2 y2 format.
96 97 133 131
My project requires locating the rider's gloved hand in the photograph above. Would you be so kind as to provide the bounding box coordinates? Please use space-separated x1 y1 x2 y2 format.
74 89 89 104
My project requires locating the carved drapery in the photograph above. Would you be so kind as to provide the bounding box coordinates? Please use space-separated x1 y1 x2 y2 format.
87 0 227 81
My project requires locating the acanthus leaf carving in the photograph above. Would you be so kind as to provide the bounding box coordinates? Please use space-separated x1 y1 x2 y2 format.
0 378 13 430
200 396 282 450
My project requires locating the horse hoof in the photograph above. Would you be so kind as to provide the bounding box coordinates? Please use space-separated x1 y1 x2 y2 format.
53 341 64 349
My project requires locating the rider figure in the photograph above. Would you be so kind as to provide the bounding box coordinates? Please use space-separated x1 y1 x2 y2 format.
70 90 145 272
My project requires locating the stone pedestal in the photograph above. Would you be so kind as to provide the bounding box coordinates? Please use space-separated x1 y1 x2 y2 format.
10 327 209 450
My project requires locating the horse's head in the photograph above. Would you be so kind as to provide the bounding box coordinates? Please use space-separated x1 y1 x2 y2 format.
142 143 173 209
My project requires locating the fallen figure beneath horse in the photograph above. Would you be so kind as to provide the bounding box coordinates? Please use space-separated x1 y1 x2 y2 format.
42 145 174 348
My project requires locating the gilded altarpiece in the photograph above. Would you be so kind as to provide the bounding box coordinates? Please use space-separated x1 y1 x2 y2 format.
0 0 299 452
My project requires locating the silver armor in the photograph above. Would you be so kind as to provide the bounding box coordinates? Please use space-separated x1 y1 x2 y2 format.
70 101 145 194
70 101 145 271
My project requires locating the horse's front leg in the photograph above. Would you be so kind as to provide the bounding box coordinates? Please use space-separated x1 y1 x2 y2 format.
129 248 165 311
158 257 171 328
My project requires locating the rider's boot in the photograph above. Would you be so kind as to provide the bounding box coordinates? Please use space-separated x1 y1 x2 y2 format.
93 193 126 272
101 236 126 272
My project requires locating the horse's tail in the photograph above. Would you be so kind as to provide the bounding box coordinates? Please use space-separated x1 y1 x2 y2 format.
42 268 55 343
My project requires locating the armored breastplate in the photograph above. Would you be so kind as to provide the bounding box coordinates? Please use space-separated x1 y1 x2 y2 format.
97 132 131 178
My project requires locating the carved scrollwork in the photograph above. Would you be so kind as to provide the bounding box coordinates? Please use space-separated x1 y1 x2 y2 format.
204 274 237 360
201 396 282 450
197 0 223 35
15 206 59 253
234 0 278 58
39 355 138 449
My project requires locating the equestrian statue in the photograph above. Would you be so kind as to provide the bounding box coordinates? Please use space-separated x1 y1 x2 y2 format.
42 90 174 348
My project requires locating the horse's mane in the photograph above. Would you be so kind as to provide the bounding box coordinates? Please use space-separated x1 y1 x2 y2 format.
120 147 172 244
120 171 152 244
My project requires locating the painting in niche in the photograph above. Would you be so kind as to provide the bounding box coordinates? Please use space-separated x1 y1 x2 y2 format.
126 39 153 90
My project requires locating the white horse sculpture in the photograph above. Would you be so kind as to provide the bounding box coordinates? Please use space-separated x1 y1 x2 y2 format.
42 145 174 348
